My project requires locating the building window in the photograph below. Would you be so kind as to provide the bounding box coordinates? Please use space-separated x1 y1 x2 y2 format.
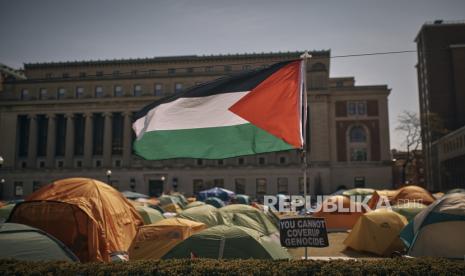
168 68 175 74
187 67 194 73
62 73 69 78
213 179 224 188
45 73 52 79
217 159 224 166
55 114 66 156
133 84 142 96
349 126 367 142
73 114 85 155
149 69 157 75
354 176 365 188
277 177 289 194
115 160 121 167
14 182 23 197
205 66 213 72
347 101 366 116
32 181 42 192
114 85 123 97
348 125 369 162
196 159 203 166
235 178 246 194
258 157 266 165
95 86 104 98
57 160 64 168
154 83 163 96
76 160 82 168
57 88 66 100
350 148 368 162
96 71 103 77
224 65 232 72
79 72 86 78
279 156 286 164
175 83 183 93
37 115 47 157
92 113 104 155
39 161 45 168
256 178 267 199
75 87 84 98
20 89 29 100
113 70 120 76
39 88 48 100
131 70 138 76
193 179 204 194
242 65 251 71
112 112 123 155
95 160 101 167
238 157 245 165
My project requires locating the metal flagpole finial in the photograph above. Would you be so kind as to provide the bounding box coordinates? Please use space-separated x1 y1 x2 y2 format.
300 51 312 60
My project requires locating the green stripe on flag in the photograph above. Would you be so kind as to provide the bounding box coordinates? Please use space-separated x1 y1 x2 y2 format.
134 123 295 160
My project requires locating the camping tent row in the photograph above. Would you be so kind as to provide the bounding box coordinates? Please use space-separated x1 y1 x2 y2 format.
1 178 283 262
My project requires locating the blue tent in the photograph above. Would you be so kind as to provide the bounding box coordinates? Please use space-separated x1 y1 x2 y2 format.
198 187 235 201
205 197 225 208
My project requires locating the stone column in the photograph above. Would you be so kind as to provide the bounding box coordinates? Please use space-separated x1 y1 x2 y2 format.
123 111 133 167
27 114 37 168
83 112 93 167
64 113 75 168
103 112 113 167
46 113 56 168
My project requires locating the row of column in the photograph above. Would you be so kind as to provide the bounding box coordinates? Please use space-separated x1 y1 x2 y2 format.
26 111 133 168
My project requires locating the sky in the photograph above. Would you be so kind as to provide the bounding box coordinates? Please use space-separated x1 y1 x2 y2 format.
1 0 465 149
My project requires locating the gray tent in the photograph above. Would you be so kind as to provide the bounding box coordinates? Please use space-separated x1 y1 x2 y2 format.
0 223 79 262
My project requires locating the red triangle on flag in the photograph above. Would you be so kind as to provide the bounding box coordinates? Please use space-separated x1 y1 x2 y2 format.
229 60 303 148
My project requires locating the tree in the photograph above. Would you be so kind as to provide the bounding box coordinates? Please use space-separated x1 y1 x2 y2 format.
396 111 422 184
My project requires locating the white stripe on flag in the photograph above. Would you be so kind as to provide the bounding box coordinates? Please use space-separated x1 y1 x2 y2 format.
133 91 250 138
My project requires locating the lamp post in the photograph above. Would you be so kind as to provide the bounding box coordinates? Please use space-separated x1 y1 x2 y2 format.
106 169 112 185
0 156 4 168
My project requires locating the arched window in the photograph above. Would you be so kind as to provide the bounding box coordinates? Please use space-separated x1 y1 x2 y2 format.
349 126 367 142
348 125 369 162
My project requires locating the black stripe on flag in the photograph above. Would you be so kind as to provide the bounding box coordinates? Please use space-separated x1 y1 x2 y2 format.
134 59 297 121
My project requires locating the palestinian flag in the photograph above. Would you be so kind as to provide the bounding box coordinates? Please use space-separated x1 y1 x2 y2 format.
133 59 306 160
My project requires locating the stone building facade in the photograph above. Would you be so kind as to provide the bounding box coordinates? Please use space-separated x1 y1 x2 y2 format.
0 51 392 200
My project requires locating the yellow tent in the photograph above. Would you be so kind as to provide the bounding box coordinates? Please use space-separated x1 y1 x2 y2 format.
9 178 143 262
129 217 206 260
343 209 407 256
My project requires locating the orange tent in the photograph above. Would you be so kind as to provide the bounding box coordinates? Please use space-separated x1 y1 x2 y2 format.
391 185 435 205
129 218 206 260
8 178 143 262
312 195 366 231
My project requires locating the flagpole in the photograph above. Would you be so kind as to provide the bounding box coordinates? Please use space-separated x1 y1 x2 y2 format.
300 51 311 260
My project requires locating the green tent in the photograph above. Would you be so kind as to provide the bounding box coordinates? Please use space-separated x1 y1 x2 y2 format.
205 197 225 208
235 194 250 205
391 202 427 221
163 225 290 260
159 195 184 209
136 205 165 224
0 223 79 262
177 205 224 227
219 204 278 236
185 201 205 209
446 188 465 194
0 204 15 223
171 193 189 208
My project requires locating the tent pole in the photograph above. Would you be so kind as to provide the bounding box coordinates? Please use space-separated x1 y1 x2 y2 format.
300 51 311 260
